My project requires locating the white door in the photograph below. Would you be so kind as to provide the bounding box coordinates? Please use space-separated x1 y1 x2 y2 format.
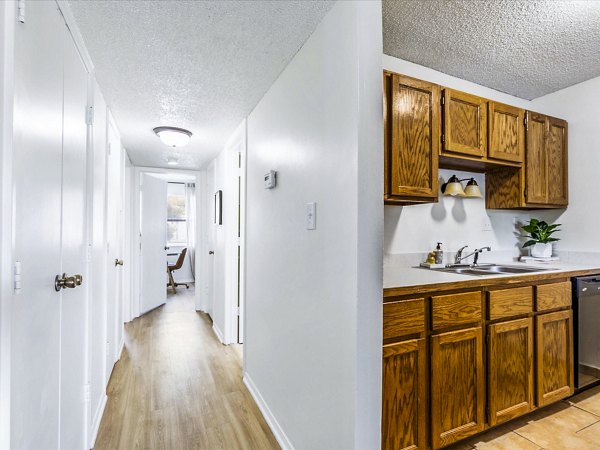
140 173 167 314
106 121 123 378
12 3 64 447
206 164 215 317
59 26 89 450
12 2 89 448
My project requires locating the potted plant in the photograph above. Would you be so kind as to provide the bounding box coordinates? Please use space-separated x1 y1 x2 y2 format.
522 218 561 258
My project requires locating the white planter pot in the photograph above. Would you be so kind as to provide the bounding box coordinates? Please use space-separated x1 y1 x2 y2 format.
530 243 552 258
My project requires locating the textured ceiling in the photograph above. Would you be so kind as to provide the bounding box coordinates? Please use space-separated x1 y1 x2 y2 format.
383 0 600 100
68 0 334 169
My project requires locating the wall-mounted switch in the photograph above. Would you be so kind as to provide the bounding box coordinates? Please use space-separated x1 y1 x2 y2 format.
264 170 277 189
306 202 316 230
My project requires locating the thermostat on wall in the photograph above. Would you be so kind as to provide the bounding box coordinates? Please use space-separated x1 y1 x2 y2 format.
264 170 277 189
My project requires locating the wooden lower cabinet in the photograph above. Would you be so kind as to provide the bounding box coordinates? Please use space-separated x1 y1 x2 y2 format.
536 310 574 406
488 318 534 426
430 327 485 449
382 339 427 450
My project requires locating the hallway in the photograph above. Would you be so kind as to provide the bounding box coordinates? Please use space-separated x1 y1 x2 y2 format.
94 286 279 450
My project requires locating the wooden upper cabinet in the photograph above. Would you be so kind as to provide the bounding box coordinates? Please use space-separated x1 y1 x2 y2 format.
442 89 487 158
536 310 574 406
488 318 534 426
525 112 568 207
430 327 485 449
384 72 440 204
488 101 525 163
546 117 568 205
382 339 427 450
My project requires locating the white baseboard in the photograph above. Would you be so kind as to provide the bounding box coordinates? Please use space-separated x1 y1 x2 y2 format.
88 393 107 449
212 323 225 344
243 372 294 450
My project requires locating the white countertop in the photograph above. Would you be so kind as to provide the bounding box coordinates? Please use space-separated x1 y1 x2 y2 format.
383 260 600 290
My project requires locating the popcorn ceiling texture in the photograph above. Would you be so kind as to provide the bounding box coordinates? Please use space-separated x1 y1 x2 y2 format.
68 0 334 169
383 0 600 100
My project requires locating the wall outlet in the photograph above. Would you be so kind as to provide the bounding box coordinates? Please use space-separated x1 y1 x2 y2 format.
482 218 492 232
306 202 316 230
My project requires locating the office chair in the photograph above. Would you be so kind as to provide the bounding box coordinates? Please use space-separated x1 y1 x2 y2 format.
167 247 189 292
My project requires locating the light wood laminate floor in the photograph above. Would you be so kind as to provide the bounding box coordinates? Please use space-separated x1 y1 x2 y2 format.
94 285 279 450
447 385 600 449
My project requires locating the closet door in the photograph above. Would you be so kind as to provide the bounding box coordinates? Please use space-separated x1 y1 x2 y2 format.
12 2 65 448
59 26 89 450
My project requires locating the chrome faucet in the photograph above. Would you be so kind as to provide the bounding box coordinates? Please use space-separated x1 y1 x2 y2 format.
452 246 492 266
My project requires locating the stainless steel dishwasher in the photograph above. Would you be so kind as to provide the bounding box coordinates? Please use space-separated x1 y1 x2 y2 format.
573 275 600 389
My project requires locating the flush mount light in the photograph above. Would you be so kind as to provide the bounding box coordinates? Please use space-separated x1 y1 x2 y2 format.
153 126 192 147
441 175 482 198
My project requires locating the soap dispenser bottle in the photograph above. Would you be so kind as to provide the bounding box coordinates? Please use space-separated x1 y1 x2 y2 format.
434 242 443 264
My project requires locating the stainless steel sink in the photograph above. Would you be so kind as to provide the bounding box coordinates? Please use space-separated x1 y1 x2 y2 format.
437 264 556 276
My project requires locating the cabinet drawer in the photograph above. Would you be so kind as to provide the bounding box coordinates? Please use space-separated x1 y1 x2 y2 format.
488 286 533 320
383 298 425 341
432 291 482 332
535 282 571 312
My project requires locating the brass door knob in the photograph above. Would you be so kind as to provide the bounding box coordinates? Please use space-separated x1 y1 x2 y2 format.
115 259 124 266
55 273 83 291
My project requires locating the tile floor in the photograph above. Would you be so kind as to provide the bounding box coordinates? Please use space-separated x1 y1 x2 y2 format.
448 386 600 449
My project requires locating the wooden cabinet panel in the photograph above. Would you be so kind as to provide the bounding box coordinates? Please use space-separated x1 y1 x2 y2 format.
488 101 525 163
536 310 574 406
431 291 482 332
431 327 485 449
487 286 533 320
385 72 440 203
383 298 425 341
382 339 427 450
547 117 568 206
525 112 548 204
488 318 534 426
443 89 487 158
535 282 571 312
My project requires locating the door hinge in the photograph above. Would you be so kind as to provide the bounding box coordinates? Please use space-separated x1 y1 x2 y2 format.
441 134 445 143
86 106 94 125
235 306 240 316
13 261 22 294
17 0 25 23
441 95 445 106
486 406 490 419
524 115 528 129
524 188 528 199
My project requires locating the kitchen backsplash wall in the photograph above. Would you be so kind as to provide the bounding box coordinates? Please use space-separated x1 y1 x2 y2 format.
384 169 533 259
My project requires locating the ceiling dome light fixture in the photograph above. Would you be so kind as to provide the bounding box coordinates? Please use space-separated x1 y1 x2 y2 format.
153 126 192 147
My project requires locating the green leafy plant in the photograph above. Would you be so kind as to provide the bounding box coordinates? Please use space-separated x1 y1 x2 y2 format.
521 218 561 248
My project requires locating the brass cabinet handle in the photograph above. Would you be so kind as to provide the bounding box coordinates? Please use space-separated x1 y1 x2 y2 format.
115 259 124 266
55 273 83 291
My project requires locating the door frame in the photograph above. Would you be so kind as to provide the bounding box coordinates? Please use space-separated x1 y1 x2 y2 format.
0 2 15 447
130 166 204 320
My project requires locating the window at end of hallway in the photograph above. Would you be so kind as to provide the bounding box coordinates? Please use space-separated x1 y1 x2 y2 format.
167 182 187 244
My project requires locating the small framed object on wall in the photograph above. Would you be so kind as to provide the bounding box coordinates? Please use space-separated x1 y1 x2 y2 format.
214 190 222 225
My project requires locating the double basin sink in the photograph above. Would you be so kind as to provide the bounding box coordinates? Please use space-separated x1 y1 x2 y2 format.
434 263 556 276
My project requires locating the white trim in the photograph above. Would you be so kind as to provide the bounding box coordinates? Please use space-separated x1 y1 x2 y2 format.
55 0 94 74
88 393 107 449
243 373 294 450
212 323 225 344
0 2 15 447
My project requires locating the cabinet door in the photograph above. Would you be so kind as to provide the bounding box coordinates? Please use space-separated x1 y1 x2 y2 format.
443 89 487 158
488 318 534 426
525 112 548 204
382 339 427 450
536 310 574 406
488 102 525 163
431 327 485 449
546 117 568 206
386 73 440 200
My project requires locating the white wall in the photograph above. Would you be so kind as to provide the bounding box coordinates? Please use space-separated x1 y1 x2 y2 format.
529 75 600 253
244 2 383 449
382 55 557 257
